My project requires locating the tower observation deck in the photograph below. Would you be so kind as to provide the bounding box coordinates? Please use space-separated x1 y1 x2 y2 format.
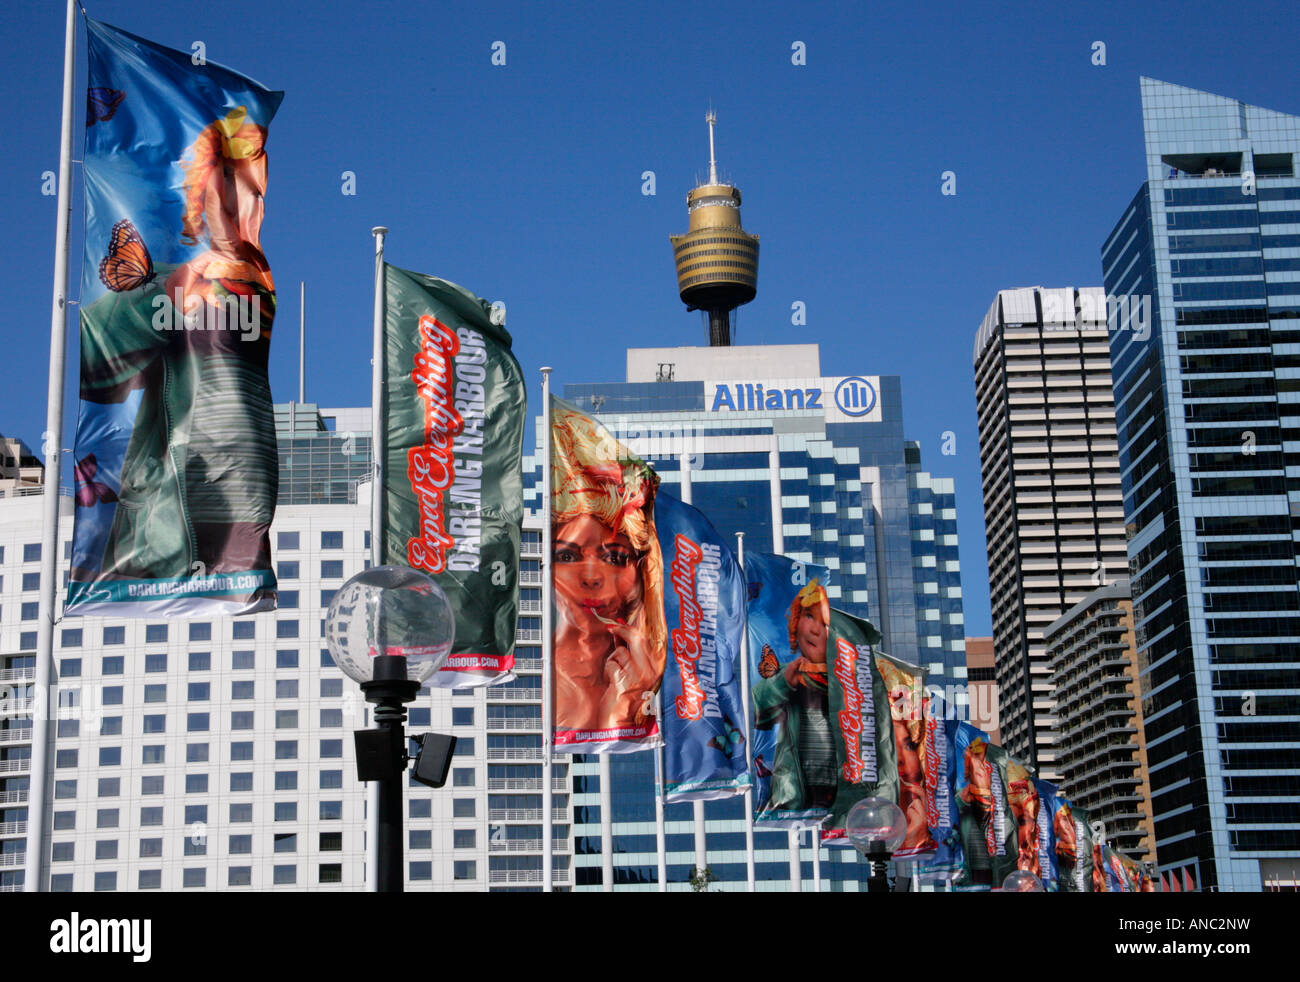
670 112 760 346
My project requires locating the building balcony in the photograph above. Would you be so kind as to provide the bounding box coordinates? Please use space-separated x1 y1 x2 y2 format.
487 747 544 762
0 729 32 746
0 821 28 838
488 839 571 854
0 668 35 683
488 808 569 823
0 759 31 775
486 689 542 704
488 868 570 885
485 717 542 731
0 791 27 805
0 853 24 868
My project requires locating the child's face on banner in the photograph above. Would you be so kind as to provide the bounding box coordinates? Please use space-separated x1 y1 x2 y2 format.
794 607 826 662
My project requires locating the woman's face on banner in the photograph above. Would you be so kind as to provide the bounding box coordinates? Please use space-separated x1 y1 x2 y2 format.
794 606 826 661
554 514 641 624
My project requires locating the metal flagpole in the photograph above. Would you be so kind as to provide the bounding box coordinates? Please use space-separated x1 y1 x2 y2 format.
653 709 667 891
298 281 305 403
768 445 801 892
679 450 708 882
735 532 756 892
367 226 388 892
26 0 77 894
540 367 554 892
812 828 822 891
600 754 614 892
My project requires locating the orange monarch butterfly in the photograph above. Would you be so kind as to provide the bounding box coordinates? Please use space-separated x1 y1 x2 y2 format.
758 644 779 679
98 219 154 293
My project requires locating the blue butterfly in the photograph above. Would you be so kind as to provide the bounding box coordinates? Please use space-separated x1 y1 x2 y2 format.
708 716 746 757
86 87 125 126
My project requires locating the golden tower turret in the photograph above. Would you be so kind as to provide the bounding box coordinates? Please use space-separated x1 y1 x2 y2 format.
670 112 760 346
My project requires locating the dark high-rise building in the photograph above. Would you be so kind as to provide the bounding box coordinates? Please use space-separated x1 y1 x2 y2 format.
1101 78 1300 892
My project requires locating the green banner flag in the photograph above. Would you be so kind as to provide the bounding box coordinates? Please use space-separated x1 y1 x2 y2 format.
824 608 897 836
381 263 525 686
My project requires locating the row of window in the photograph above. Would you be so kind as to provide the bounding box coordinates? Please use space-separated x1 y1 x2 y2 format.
50 865 339 890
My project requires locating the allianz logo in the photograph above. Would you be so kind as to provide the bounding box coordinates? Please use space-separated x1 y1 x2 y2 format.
709 377 877 416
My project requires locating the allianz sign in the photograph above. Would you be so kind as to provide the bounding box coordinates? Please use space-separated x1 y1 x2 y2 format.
708 376 878 418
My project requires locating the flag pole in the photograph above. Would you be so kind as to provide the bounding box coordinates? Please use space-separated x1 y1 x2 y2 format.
367 226 388 892
735 532 756 892
298 280 305 403
26 0 77 895
679 450 708 883
812 828 822 891
653 704 668 891
540 367 554 892
768 446 801 892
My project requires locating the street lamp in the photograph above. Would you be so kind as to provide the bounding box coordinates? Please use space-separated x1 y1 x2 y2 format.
846 796 906 894
1002 869 1045 892
324 566 455 891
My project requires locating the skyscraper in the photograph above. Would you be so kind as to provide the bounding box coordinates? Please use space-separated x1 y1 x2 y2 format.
528 342 967 888
972 287 1129 781
1101 78 1300 891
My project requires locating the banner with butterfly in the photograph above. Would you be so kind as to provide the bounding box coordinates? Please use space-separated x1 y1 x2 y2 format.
653 490 750 801
551 397 667 753
66 20 283 618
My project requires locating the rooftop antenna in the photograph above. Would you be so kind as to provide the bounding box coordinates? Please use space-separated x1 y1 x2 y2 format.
706 109 718 185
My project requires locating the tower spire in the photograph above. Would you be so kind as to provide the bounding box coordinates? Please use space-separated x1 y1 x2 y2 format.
706 110 718 185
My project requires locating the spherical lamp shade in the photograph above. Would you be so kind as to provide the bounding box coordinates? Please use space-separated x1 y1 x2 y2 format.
845 796 907 855
324 566 455 684
1002 870 1045 892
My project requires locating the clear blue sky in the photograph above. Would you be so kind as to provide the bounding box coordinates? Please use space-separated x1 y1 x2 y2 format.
5 0 1299 636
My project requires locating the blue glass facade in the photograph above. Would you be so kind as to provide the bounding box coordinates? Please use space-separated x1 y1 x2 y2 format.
528 344 966 889
1101 79 1300 891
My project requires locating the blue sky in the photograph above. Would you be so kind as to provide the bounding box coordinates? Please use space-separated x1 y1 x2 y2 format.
5 0 1299 636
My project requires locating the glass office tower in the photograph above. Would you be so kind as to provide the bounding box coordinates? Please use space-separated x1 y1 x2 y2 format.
1101 78 1300 892
526 343 967 889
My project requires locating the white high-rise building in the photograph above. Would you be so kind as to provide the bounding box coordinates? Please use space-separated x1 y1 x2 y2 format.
0 405 560 891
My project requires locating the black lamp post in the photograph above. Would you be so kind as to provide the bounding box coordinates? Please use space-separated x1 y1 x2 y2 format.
325 566 457 893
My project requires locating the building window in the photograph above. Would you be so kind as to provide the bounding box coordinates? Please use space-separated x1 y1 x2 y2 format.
188 682 210 701
100 717 121 736
454 829 476 849
142 745 164 765
184 837 206 857
319 801 342 821
321 560 343 579
23 543 41 563
98 747 120 767
143 683 166 703
94 872 117 891
186 774 209 794
231 711 254 730
101 656 123 675
182 868 206 889
139 838 163 858
319 864 342 884
140 807 163 826
275 679 299 698
277 531 299 550
273 833 297 854
320 739 343 758
232 681 255 700
138 870 162 890
453 799 475 818
409 799 432 819
275 740 297 760
230 772 253 792
409 830 431 850
50 874 73 892
23 571 41 591
53 811 75 831
276 620 299 640
145 624 168 644
320 678 343 698
321 531 343 549
275 771 298 791
454 737 475 756
188 652 211 672
58 658 81 677
320 708 343 728
60 629 82 647
453 767 475 787
279 590 299 609
144 654 166 673
232 650 255 670
97 777 120 797
277 561 300 580
56 719 78 739
142 714 165 734
452 707 474 726
184 805 207 825
230 803 253 823
51 842 74 862
21 602 38 621
320 770 342 790
453 861 476 881
55 749 77 768
274 802 297 822
229 835 252 854
276 649 299 669
228 867 252 887
273 865 296 885
275 710 298 729
103 626 125 645
94 840 118 861
409 862 432 881
187 743 209 763
408 707 430 727
231 741 253 761
188 623 211 642
187 713 210 732
232 621 255 640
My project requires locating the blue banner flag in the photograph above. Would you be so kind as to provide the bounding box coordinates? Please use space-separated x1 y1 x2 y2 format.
66 20 283 617
654 492 750 801
743 552 835 827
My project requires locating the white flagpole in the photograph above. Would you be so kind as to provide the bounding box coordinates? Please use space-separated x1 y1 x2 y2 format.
26 0 77 894
540 367 554 892
298 281 305 403
812 828 822 891
653 710 667 891
735 532 756 892
768 445 801 892
600 754 614 892
367 226 387 892
679 450 708 882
